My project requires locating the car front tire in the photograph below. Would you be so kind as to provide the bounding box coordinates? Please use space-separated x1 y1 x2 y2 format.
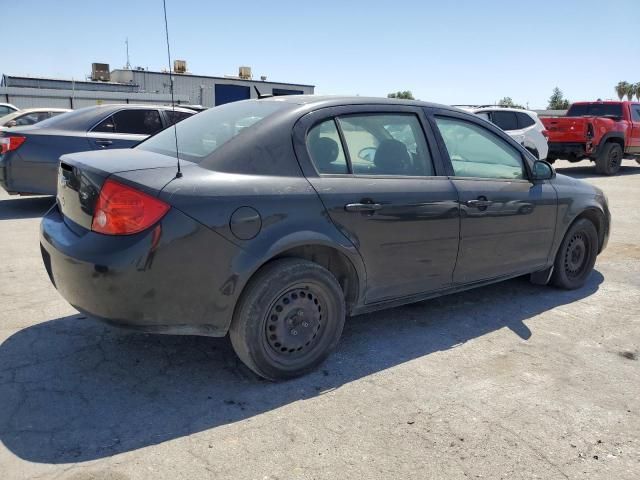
229 258 346 381
551 218 598 290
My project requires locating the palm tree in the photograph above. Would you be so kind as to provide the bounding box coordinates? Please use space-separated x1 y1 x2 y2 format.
615 81 629 100
636 83 640 101
625 83 636 101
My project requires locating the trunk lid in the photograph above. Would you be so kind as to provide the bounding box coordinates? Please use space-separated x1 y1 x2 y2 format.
57 149 187 231
540 117 590 143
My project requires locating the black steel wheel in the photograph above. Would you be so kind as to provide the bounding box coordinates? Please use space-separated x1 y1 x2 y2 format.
230 258 345 380
595 142 622 176
551 218 598 289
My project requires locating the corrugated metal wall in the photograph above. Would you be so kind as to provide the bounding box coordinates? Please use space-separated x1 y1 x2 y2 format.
1 71 314 110
114 70 314 108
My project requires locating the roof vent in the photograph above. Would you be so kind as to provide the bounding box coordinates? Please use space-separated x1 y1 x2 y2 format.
239 66 252 80
91 63 110 82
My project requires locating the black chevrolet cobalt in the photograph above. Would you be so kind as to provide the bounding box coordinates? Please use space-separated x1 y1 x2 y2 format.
40 96 610 380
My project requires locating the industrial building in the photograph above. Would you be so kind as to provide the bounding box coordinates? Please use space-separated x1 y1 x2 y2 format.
0 63 314 109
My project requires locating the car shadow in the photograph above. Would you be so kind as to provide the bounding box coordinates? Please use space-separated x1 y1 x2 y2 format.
555 161 640 178
0 271 603 464
0 196 55 220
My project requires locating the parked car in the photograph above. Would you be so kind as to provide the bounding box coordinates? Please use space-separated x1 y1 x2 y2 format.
0 104 196 195
459 106 549 160
40 97 610 380
0 103 19 118
0 107 71 130
541 101 640 175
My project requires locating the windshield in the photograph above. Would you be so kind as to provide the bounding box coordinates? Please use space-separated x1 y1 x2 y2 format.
567 103 623 118
137 100 292 163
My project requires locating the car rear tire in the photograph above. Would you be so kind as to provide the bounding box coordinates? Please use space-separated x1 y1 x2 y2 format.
229 258 346 381
550 218 598 290
595 142 622 175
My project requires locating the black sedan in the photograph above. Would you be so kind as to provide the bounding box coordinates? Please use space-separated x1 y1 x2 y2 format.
40 96 610 380
0 104 195 195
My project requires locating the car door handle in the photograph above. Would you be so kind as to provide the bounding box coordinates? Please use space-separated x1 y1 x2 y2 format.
95 139 113 147
465 199 493 208
345 202 383 212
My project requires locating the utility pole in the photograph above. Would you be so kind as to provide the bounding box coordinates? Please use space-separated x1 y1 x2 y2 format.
125 38 131 70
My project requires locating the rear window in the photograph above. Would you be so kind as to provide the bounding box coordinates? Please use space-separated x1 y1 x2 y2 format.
567 103 623 118
137 100 291 163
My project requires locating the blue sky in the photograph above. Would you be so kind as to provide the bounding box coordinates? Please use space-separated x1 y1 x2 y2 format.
3 0 639 108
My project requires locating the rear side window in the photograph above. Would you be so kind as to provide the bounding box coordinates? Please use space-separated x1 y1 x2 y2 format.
307 120 348 174
165 110 193 126
93 109 163 135
491 111 518 131
336 114 434 176
516 112 535 128
435 116 525 180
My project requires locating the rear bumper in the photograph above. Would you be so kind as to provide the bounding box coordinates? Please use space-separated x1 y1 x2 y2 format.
547 142 590 159
40 203 242 336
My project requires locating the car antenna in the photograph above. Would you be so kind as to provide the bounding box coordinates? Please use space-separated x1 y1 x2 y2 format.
162 0 182 178
254 85 273 99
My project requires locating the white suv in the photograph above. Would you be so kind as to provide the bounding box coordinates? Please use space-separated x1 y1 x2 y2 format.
457 106 549 160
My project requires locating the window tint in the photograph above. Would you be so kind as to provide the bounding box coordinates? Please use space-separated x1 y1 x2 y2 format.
435 116 525 180
336 114 434 176
632 106 640 122
93 109 163 135
491 111 518 131
516 112 535 128
307 120 348 174
165 110 193 126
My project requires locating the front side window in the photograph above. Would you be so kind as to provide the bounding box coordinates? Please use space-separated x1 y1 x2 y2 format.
435 116 525 180
491 111 518 131
307 120 348 174
632 106 640 122
93 109 163 135
336 114 434 176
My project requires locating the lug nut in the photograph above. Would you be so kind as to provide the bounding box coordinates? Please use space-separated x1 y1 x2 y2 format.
291 329 298 336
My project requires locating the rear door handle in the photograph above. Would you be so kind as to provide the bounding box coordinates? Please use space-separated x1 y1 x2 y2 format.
95 139 113 148
465 199 493 208
345 202 383 212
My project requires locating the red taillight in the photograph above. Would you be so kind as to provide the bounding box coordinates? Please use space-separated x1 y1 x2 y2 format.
0 135 26 155
541 130 549 139
91 179 169 235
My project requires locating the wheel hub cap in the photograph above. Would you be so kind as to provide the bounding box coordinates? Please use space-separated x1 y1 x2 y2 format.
266 289 323 354
565 234 587 276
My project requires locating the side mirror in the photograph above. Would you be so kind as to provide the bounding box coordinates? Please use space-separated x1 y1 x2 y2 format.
5 120 17 128
532 160 555 181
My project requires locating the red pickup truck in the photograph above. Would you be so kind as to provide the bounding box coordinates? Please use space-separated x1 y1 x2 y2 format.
542 101 640 175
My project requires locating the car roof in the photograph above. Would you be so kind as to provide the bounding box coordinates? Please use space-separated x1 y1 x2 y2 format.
265 94 455 110
470 106 537 115
15 103 196 132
